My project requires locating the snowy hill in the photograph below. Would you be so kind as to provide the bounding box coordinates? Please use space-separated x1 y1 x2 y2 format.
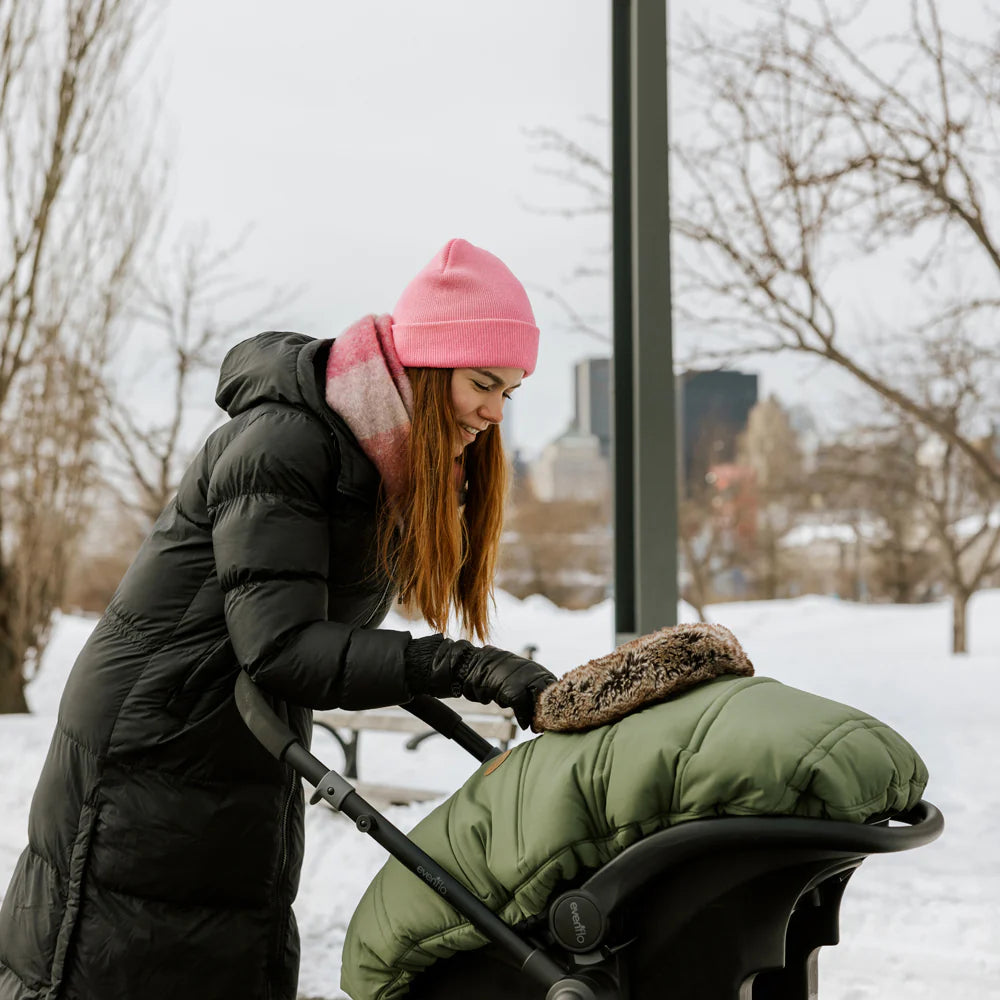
2 591 998 999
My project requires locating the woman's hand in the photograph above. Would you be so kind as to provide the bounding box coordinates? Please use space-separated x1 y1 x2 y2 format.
456 645 556 729
405 635 556 728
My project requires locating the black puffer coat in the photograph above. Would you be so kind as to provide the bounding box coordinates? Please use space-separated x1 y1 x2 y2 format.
0 332 415 1000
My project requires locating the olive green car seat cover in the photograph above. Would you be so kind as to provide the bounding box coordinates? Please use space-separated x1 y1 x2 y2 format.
341 676 928 1000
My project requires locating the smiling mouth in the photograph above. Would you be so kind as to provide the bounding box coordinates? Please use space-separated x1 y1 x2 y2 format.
460 423 484 441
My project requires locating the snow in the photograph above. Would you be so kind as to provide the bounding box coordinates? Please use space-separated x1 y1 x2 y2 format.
780 519 881 548
954 506 1000 540
2 591 998 999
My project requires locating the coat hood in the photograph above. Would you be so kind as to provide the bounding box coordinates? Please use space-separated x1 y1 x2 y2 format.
215 330 381 502
215 331 326 418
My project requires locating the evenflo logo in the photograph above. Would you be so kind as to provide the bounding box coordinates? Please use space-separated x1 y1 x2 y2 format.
554 894 602 952
416 865 448 896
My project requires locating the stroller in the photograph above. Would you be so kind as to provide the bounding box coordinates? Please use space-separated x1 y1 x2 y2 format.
235 673 943 1000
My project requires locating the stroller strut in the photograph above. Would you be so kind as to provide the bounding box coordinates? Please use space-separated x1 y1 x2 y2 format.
236 673 607 999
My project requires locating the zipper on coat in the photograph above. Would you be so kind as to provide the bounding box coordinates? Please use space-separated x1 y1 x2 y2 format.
268 760 298 1000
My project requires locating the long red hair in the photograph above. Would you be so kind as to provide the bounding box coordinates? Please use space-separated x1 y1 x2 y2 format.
379 367 508 641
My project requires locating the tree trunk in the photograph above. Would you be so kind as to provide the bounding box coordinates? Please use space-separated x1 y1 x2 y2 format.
0 649 29 713
763 538 779 601
682 587 709 624
951 590 969 655
0 562 29 712
679 533 710 622
0 620 29 714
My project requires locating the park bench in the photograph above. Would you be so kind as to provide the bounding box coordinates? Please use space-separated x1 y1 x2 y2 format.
311 697 518 806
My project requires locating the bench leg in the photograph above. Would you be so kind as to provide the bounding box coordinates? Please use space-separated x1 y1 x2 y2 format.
312 720 361 779
405 730 438 751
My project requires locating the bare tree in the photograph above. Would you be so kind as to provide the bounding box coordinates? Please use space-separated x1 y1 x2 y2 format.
102 227 297 531
678 409 768 617
815 424 935 600
678 489 737 621
522 123 613 343
737 396 808 599
908 423 1000 653
529 0 1000 649
671 0 1000 486
670 0 1000 651
814 409 999 651
499 486 612 611
4 343 103 690
0 0 161 712
671 0 1000 649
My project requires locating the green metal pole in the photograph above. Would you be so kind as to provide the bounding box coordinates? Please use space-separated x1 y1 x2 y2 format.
612 0 636 642
612 0 677 644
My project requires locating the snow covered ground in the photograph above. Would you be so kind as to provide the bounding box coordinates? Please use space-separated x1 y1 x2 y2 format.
2 591 998 998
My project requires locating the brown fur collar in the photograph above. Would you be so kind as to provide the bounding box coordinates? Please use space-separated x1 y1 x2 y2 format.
533 622 754 733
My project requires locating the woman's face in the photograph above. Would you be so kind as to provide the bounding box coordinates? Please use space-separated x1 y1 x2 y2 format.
450 366 524 457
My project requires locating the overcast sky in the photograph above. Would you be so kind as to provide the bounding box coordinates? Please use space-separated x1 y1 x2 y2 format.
148 0 991 456
150 0 616 454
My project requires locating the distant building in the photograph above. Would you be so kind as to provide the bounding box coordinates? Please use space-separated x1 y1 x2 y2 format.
574 357 611 457
680 370 759 495
526 362 759 502
500 398 531 487
786 403 821 472
531 430 609 503
526 357 612 502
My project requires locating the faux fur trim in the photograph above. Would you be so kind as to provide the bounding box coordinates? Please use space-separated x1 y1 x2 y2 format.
533 623 754 733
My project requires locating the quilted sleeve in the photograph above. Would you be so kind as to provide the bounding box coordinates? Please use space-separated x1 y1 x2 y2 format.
206 406 412 709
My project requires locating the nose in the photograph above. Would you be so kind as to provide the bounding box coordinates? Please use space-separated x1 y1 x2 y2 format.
478 394 505 425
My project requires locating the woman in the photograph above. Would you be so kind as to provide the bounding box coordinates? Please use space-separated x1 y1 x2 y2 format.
0 238 556 1000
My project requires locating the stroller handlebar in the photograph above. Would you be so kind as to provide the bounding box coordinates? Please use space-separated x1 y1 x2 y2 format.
235 671 502 766
233 671 573 993
234 671 299 762
404 694 504 763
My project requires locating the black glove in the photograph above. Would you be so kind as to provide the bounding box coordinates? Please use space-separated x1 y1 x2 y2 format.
404 634 556 729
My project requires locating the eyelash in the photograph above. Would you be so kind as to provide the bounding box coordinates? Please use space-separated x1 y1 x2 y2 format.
473 380 513 400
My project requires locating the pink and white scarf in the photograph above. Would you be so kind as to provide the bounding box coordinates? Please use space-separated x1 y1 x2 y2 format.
325 314 413 504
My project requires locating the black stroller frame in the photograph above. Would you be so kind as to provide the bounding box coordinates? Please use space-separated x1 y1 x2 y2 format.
235 673 944 1000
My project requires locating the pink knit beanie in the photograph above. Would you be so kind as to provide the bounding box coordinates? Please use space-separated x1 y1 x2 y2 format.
390 238 540 376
